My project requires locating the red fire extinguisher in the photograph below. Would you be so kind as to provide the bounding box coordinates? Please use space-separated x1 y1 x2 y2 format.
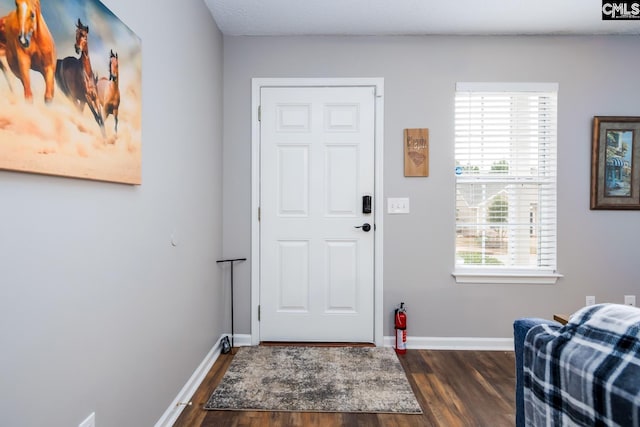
395 302 407 355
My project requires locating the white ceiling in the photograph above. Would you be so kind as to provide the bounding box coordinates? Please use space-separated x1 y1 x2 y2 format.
204 0 640 36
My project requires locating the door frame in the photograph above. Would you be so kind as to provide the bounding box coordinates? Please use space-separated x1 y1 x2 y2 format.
250 78 384 346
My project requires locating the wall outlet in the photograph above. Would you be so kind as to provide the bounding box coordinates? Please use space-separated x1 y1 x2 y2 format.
585 296 596 306
79 412 95 427
624 295 636 307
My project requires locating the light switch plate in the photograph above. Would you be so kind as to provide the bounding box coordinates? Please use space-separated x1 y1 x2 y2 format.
387 198 410 214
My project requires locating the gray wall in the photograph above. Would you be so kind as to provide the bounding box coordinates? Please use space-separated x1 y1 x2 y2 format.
223 35 640 339
0 1 224 426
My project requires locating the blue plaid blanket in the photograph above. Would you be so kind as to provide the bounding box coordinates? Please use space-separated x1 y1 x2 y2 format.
524 304 640 426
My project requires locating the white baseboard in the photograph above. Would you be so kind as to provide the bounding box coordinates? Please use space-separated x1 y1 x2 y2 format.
154 337 222 427
229 334 513 351
154 334 253 427
383 335 514 351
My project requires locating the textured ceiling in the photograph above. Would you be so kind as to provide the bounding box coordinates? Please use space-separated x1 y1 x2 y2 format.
204 0 640 36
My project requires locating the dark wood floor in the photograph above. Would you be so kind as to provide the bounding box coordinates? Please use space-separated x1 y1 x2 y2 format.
173 348 516 427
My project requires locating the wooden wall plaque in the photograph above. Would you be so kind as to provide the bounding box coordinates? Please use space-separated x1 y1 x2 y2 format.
404 128 429 177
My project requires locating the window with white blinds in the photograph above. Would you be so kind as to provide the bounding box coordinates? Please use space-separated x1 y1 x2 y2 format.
453 82 560 284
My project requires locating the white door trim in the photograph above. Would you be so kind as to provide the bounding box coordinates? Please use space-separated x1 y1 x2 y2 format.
251 78 384 346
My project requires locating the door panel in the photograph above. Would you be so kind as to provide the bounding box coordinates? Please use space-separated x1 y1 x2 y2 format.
276 240 309 311
325 145 359 216
325 240 358 312
277 146 309 216
260 86 375 342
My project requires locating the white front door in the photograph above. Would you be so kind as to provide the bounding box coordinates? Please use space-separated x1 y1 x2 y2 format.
259 86 376 342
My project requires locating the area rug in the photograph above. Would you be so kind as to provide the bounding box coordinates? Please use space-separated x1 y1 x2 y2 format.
204 346 422 414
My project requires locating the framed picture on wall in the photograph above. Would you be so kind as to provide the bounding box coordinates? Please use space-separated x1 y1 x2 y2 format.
591 116 640 210
0 0 142 185
404 128 429 177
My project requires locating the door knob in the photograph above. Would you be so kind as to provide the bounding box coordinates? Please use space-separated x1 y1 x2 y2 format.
354 223 371 232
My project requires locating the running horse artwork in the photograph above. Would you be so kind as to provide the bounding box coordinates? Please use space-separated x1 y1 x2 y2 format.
2 0 56 102
0 0 142 185
55 19 105 135
96 50 120 135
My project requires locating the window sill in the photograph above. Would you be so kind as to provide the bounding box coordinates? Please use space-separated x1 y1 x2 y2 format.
452 270 563 285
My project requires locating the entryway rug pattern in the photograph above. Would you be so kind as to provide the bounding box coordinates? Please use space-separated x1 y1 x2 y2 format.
204 346 423 414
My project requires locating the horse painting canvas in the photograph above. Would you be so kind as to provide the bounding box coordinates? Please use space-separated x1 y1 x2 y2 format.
0 0 142 185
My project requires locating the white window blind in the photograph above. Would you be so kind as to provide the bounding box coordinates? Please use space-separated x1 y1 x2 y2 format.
454 83 558 281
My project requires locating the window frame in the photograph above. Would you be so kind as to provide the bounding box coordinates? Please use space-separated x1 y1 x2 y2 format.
452 82 562 285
